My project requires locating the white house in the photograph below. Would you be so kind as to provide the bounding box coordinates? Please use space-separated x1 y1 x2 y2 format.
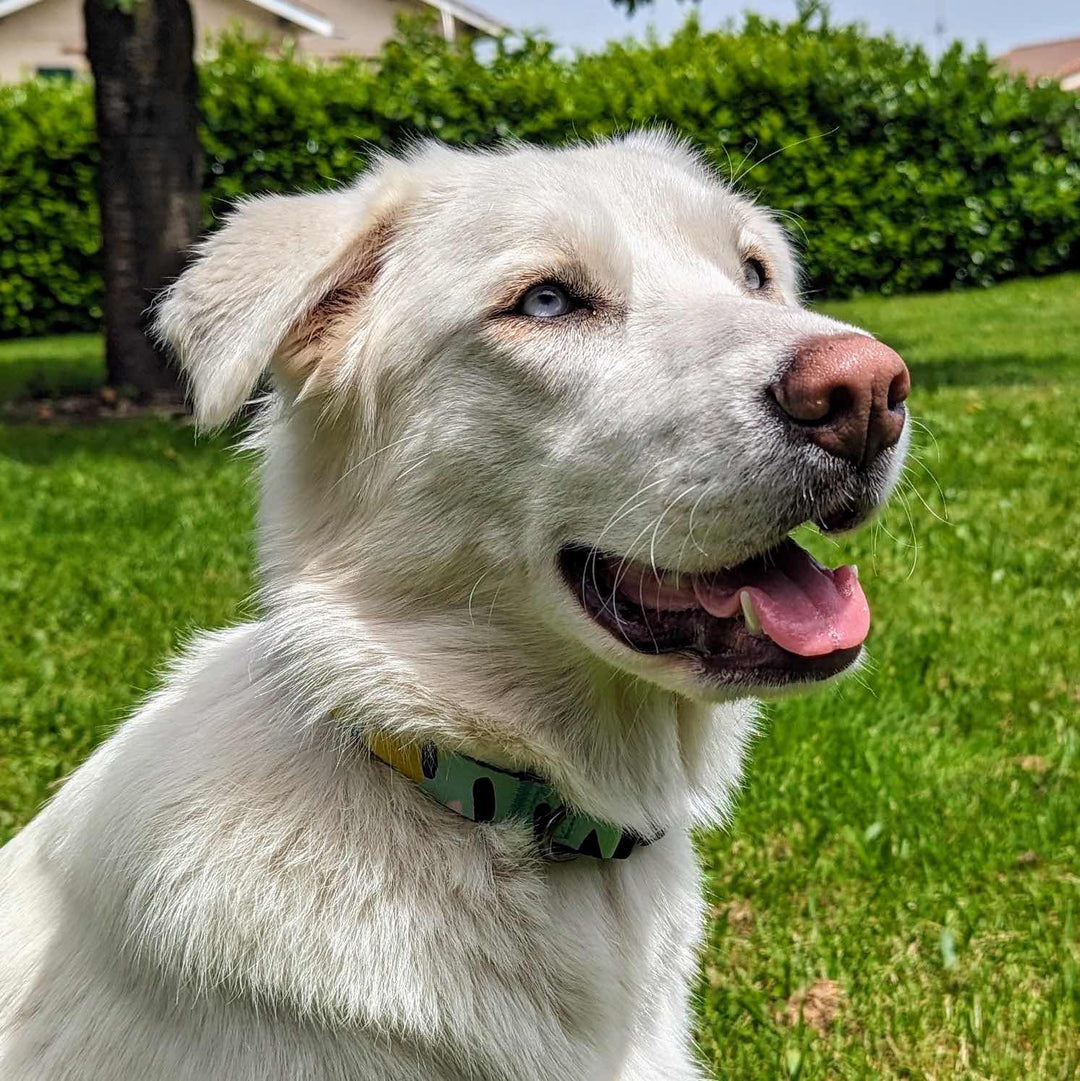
0 0 505 82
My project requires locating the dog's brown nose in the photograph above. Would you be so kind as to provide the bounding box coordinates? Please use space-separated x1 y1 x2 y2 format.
772 334 910 465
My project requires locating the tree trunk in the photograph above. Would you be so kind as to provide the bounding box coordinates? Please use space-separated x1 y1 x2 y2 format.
84 0 202 399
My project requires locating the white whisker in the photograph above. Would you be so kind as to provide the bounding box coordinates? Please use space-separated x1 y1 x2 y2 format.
732 127 838 187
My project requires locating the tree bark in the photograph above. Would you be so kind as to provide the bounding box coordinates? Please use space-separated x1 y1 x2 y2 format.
84 0 202 399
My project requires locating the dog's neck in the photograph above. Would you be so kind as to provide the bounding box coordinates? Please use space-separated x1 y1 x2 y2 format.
260 579 757 837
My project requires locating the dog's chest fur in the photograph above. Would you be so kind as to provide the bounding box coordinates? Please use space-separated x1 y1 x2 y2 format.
0 624 717 1081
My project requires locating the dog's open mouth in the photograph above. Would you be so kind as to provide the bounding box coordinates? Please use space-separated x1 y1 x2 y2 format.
559 538 869 685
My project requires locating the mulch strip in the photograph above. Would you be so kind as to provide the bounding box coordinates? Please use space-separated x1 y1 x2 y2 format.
1 389 191 425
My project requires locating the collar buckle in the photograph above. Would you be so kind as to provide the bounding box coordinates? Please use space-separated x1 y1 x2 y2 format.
534 805 577 862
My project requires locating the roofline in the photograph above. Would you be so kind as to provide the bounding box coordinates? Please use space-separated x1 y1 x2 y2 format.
432 0 505 37
245 0 334 36
997 35 1080 60
0 0 43 20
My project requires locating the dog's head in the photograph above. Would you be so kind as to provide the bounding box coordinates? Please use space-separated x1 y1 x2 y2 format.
157 134 909 703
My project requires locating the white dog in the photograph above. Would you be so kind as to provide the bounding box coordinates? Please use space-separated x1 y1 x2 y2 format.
0 134 910 1080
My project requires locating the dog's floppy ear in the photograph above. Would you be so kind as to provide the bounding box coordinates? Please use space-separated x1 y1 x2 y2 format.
155 167 408 427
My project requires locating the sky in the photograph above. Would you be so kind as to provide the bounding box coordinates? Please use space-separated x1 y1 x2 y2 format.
474 0 1079 58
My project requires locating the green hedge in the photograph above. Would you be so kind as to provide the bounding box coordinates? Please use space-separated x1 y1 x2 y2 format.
0 78 101 336
3 11 1080 337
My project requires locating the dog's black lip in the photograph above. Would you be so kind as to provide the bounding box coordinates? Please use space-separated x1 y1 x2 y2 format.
815 502 864 533
559 544 861 686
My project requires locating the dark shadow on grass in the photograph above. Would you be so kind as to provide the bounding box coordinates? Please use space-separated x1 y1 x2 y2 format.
905 354 1075 391
0 418 236 468
0 362 104 404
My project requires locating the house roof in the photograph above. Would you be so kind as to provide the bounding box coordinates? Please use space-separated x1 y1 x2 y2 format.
248 0 333 37
432 0 505 37
0 0 506 39
0 0 41 19
997 36 1080 83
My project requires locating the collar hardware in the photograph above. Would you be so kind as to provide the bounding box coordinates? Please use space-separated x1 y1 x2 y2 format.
533 804 577 862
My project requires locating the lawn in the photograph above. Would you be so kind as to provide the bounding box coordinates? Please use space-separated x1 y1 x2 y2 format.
3 274 1079 1079
0 333 103 401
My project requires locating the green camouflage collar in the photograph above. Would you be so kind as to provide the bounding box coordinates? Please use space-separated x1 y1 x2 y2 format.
366 730 659 861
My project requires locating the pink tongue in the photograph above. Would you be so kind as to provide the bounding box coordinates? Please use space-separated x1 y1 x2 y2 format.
694 547 870 658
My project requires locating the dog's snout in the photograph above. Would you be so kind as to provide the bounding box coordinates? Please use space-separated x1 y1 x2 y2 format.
771 333 910 466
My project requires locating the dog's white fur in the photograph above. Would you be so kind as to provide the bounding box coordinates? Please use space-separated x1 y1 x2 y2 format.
0 135 906 1080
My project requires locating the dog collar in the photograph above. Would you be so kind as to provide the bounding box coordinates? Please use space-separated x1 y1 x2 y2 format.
366 730 659 861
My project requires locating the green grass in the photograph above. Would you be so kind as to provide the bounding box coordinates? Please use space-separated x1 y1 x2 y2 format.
0 333 104 401
3 274 1079 1078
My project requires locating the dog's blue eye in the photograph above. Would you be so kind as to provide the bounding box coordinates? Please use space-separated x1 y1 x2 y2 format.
743 258 767 292
520 284 572 318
